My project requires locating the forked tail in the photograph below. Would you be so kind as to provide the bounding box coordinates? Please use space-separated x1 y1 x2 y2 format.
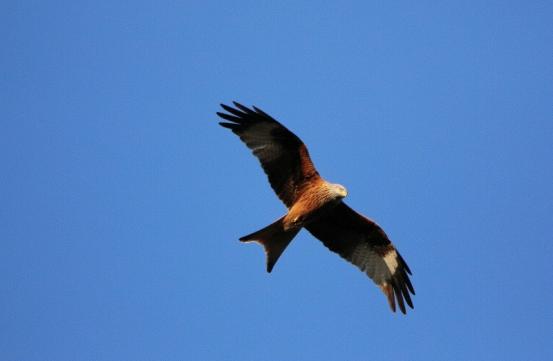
240 216 300 273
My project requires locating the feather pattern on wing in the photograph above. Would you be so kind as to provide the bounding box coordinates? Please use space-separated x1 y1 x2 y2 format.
218 102 415 314
306 202 415 314
217 102 320 207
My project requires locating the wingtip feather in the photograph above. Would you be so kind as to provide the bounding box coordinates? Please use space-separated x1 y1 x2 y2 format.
233 101 256 115
393 281 407 314
381 283 396 313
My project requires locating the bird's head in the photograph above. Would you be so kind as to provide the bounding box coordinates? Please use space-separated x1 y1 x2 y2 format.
330 183 348 199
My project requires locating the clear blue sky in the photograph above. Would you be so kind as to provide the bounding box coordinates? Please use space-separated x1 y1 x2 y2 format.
2 1 552 360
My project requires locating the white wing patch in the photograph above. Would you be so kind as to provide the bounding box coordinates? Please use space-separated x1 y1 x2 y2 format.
382 250 399 274
349 243 399 285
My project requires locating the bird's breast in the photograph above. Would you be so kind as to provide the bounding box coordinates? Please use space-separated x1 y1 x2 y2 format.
283 188 343 230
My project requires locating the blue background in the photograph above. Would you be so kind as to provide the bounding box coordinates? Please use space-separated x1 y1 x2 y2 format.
2 1 552 360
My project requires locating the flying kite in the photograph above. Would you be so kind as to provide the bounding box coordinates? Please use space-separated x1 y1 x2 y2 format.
217 102 415 314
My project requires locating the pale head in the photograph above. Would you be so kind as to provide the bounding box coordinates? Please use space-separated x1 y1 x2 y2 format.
329 182 348 199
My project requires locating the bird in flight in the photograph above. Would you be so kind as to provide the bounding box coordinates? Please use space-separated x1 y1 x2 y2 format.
217 102 415 314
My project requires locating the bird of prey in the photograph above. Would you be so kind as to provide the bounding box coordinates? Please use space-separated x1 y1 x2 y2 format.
217 102 415 314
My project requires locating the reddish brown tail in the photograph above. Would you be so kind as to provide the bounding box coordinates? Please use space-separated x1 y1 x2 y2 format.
239 216 300 273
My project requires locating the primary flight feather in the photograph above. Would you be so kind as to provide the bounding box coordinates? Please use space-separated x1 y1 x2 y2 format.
217 102 415 314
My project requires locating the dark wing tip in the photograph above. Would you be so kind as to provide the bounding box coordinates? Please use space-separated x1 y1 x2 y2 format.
231 101 244 107
403 269 415 295
217 102 261 125
252 105 275 121
383 255 415 314
218 122 240 130
220 103 244 116
392 280 407 314
217 102 278 126
397 252 412 275
216 111 244 123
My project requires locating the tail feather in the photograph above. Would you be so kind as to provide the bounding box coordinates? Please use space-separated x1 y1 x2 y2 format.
240 216 300 273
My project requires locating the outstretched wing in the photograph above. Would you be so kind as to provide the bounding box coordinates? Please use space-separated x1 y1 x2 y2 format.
217 102 320 208
305 202 415 314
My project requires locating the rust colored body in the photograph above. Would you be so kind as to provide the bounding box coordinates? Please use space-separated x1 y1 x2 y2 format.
217 102 415 314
